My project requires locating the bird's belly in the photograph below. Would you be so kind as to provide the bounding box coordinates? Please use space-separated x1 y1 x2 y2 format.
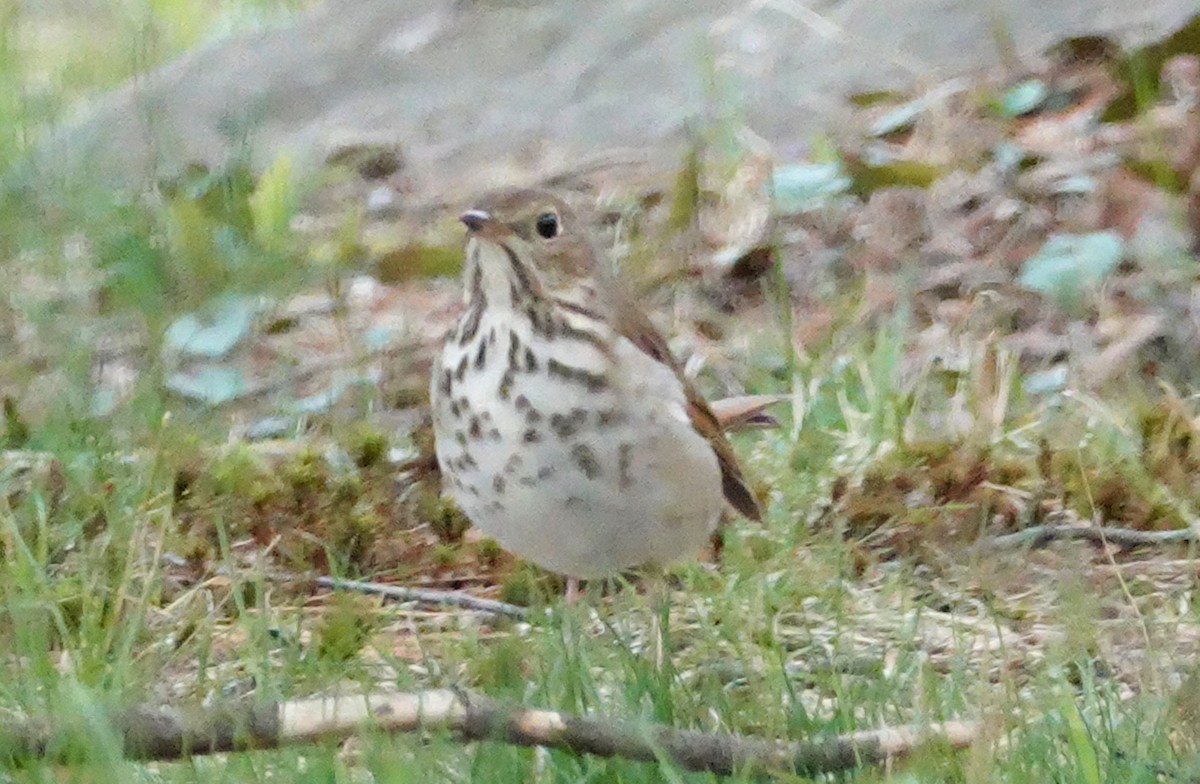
478 418 721 577
430 320 724 578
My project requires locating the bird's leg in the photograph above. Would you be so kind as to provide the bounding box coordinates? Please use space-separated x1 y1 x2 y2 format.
565 577 582 604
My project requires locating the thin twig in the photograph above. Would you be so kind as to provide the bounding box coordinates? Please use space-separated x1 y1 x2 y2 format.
0 689 983 777
1096 558 1200 575
271 573 528 620
978 525 1199 551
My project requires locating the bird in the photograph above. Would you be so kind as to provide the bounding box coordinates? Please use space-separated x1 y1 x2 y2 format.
429 189 762 600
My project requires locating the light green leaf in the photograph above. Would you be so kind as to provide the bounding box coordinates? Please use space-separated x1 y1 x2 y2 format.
1059 695 1101 784
666 144 701 231
362 326 396 351
290 372 376 414
1055 175 1097 194
1023 365 1069 395
164 294 258 357
869 98 926 136
166 366 246 406
373 244 462 283
999 79 1048 117
991 142 1027 172
245 416 293 440
250 153 297 251
843 154 943 195
770 163 850 215
90 389 119 417
1017 231 1124 305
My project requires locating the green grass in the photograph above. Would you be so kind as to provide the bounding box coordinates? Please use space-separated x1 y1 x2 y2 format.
2 2 1200 782
1 315 1195 782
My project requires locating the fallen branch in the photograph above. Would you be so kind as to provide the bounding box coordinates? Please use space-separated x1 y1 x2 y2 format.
0 689 982 777
979 524 1199 551
270 573 529 620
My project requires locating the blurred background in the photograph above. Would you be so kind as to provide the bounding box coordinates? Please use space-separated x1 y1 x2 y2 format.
3 3 1200 780
5 0 1197 430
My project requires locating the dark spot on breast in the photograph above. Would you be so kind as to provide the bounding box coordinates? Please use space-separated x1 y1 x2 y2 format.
502 243 535 297
454 431 467 446
596 408 625 427
474 339 488 369
454 354 468 382
439 370 453 396
618 443 634 489
537 465 556 479
492 475 506 494
547 359 607 392
468 417 482 440
558 320 614 359
504 454 524 473
552 297 606 322
470 250 483 294
570 444 601 479
523 428 541 443
458 302 483 345
498 368 515 400
448 400 461 418
507 331 522 369
524 347 538 371
564 495 592 510
514 394 530 411
550 408 589 439
528 304 558 338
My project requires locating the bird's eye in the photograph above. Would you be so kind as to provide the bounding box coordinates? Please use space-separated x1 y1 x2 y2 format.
534 211 561 239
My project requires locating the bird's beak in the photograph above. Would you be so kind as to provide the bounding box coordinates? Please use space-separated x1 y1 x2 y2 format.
459 209 512 241
459 209 490 232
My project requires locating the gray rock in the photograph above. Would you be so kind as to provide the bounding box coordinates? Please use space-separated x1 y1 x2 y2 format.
365 185 402 216
36 0 1199 201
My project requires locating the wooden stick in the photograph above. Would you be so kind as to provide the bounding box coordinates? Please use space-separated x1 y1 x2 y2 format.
269 573 529 620
0 689 982 776
978 524 1199 551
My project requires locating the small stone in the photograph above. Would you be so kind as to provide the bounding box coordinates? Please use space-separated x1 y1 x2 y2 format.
325 141 405 180
365 185 402 216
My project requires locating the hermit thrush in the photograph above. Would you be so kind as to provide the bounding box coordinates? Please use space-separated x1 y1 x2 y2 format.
429 189 761 590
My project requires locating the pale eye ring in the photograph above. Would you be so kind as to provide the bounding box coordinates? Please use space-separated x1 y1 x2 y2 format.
534 211 561 239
